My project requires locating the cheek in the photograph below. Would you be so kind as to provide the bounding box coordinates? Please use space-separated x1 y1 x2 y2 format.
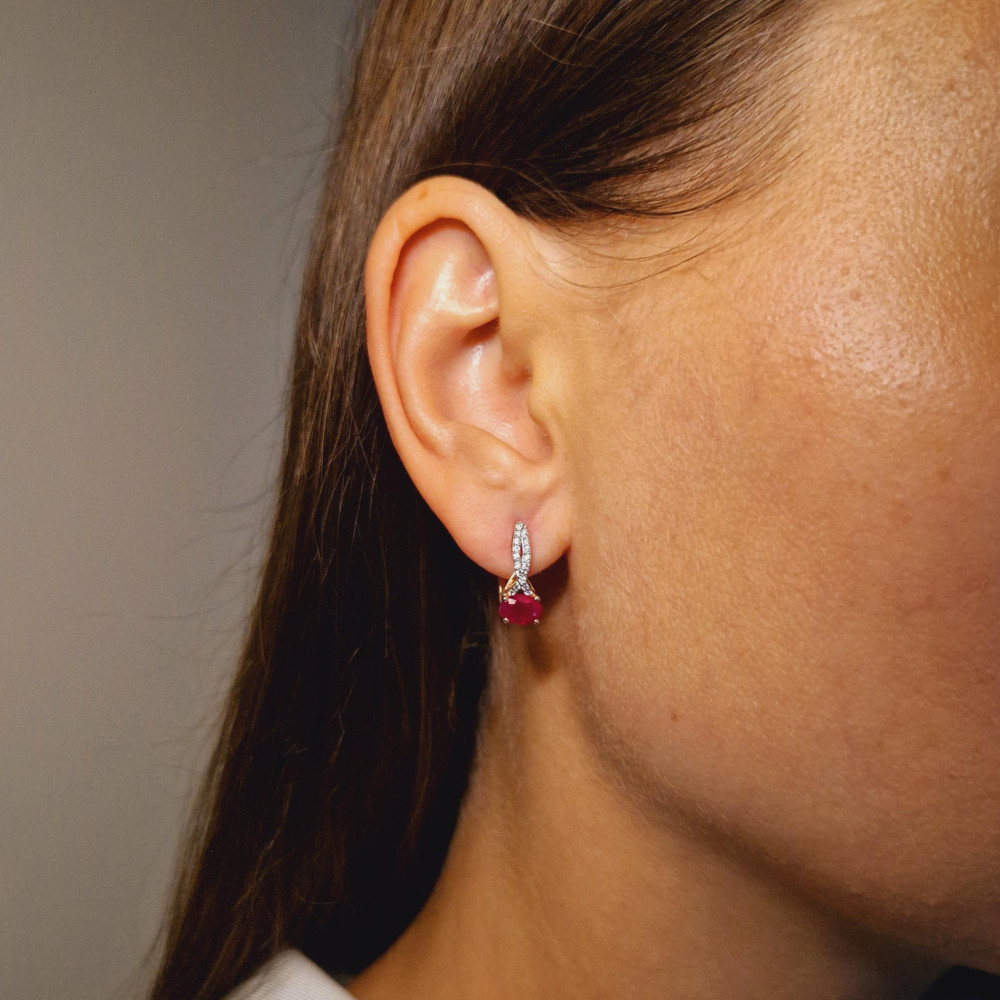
562 3 1000 959
566 286 1000 963
563 186 1000 964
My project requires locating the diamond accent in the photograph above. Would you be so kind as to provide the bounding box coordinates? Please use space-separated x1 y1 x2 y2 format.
512 520 531 592
499 520 542 625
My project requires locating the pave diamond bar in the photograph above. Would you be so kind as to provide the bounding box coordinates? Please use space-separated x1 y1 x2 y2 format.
512 520 531 592
499 520 543 624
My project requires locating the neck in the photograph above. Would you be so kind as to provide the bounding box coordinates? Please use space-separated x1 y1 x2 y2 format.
348 636 943 1000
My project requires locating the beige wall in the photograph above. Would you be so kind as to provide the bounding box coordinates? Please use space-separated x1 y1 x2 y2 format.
0 4 355 997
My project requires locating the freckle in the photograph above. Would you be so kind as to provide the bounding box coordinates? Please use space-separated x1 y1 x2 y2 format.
671 710 680 723
889 499 913 526
937 465 952 482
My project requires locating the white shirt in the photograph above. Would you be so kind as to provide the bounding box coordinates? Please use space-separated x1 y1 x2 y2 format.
223 949 359 1000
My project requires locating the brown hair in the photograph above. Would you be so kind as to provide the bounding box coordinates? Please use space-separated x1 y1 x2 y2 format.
149 2 821 997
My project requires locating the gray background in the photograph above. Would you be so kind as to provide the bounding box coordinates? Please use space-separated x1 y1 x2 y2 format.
0 3 356 997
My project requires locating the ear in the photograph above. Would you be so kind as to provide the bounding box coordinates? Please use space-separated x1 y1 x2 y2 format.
364 175 570 581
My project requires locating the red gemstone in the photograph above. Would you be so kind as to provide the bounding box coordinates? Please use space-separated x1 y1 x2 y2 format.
499 592 543 625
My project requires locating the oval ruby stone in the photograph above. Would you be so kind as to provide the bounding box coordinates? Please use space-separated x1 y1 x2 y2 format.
499 592 543 625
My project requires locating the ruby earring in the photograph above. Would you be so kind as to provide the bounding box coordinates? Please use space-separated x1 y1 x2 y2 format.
498 520 543 625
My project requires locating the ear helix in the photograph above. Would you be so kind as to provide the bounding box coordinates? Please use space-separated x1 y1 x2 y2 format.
498 521 543 625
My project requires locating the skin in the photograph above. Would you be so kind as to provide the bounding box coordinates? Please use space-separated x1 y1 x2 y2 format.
355 1 1000 997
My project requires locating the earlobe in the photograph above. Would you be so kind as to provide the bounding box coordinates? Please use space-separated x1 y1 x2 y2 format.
364 176 570 579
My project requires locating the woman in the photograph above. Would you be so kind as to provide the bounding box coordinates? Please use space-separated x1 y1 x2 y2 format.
148 0 1000 998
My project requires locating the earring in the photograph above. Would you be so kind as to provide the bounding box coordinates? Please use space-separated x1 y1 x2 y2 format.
498 520 543 625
